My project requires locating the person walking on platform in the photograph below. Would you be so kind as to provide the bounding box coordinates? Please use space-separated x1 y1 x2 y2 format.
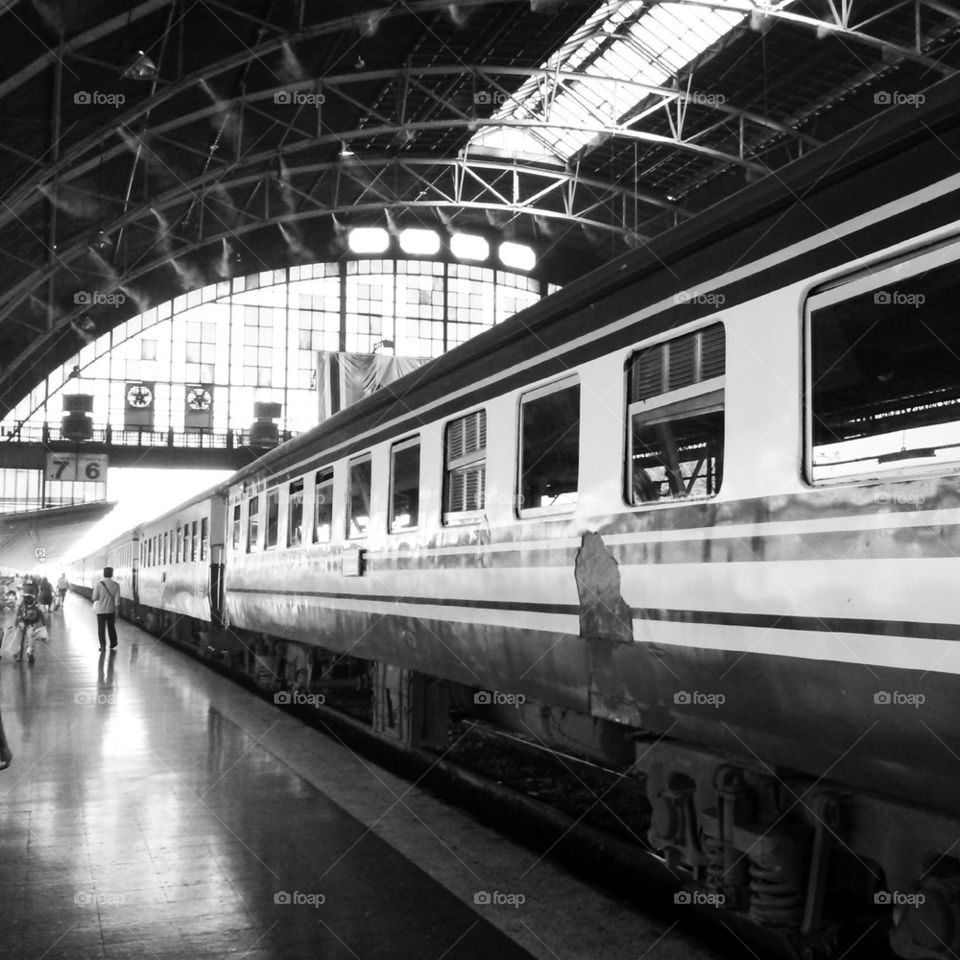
38 576 53 613
92 567 121 652
56 573 68 610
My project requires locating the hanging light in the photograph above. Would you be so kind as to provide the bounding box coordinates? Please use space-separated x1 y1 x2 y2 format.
498 241 536 271
398 228 440 256
450 233 489 261
122 50 158 80
348 227 390 254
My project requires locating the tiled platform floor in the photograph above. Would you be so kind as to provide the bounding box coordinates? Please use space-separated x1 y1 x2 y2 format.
0 596 536 960
0 595 722 960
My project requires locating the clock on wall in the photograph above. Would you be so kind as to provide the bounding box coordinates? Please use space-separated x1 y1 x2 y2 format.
126 384 154 408
186 386 212 411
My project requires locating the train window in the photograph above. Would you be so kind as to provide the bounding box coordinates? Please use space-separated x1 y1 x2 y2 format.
191 520 198 561
176 526 183 563
808 261 960 482
626 324 725 504
390 438 420 532
519 378 580 514
444 409 486 521
163 531 168 564
314 468 333 543
200 518 208 561
288 479 304 547
231 504 241 550
184 524 191 563
347 456 372 538
247 496 260 552
265 490 280 549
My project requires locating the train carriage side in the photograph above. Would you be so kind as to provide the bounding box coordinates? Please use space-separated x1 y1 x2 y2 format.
136 485 228 639
216 79 960 959
105 534 138 618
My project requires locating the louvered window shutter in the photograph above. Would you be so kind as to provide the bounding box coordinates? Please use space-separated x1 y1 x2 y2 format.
629 324 725 402
445 410 486 513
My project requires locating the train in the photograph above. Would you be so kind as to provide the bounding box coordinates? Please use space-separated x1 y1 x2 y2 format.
67 73 960 960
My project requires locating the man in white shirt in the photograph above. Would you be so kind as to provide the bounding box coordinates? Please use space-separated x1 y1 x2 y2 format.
92 567 121 652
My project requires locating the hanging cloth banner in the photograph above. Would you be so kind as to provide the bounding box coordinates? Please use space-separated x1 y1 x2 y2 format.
316 352 431 422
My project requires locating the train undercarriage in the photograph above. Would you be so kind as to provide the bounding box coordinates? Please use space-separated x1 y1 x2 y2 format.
116 596 958 960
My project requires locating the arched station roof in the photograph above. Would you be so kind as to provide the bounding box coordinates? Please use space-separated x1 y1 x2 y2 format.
0 0 957 419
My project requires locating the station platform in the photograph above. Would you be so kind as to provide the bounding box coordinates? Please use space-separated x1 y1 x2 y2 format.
0 594 718 960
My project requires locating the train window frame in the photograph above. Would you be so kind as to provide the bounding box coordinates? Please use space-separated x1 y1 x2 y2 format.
176 525 183 563
346 455 372 539
288 479 304 547
443 407 487 525
517 377 580 518
389 436 421 534
200 517 209 561
804 243 960 486
247 496 260 553
624 322 726 507
313 467 334 544
162 531 168 564
265 488 280 550
231 503 241 551
190 520 198 561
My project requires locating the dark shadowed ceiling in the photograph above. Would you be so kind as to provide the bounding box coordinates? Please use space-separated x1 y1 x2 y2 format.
0 0 956 420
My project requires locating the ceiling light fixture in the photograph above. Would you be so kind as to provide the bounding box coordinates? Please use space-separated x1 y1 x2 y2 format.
122 49 158 81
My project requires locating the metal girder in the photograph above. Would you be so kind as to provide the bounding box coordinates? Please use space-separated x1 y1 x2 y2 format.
0 0 566 104
0 60 808 237
0 150 652 322
662 0 957 75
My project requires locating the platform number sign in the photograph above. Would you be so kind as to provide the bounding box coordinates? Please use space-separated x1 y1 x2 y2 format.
45 452 108 483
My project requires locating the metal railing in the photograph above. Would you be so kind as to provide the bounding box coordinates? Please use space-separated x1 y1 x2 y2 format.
1 423 296 448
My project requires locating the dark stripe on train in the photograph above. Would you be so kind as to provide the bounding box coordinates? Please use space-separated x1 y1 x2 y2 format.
632 607 959 641
226 587 959 643
228 587 577 616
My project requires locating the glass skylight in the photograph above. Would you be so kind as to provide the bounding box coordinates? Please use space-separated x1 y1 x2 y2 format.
470 0 754 162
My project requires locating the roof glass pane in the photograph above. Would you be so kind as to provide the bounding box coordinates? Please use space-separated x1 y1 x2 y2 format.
470 0 771 162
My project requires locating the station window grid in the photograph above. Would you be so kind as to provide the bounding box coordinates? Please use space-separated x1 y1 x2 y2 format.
1 259 555 448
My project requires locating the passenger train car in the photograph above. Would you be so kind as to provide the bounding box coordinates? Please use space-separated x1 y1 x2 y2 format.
70 75 960 958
